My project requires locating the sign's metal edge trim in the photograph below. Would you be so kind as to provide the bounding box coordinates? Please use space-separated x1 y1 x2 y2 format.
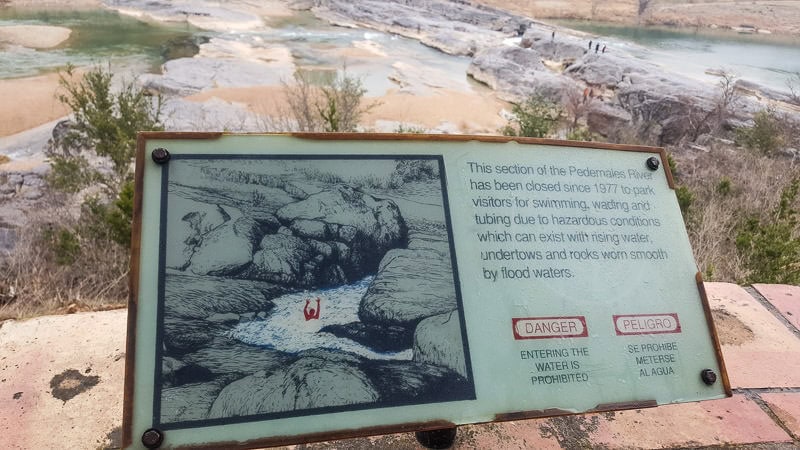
696 272 733 396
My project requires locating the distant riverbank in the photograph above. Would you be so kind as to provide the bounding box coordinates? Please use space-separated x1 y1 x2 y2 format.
474 0 800 37
552 20 800 92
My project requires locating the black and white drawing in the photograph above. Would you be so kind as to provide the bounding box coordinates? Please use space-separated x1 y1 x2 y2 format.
155 155 474 428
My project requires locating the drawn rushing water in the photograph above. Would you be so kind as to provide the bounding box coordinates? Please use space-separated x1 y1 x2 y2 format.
227 276 414 361
555 20 800 91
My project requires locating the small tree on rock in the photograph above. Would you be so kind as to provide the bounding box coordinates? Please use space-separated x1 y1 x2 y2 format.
47 64 163 247
501 95 562 138
281 66 376 132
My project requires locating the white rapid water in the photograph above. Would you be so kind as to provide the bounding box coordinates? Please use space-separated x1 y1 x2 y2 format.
227 276 414 361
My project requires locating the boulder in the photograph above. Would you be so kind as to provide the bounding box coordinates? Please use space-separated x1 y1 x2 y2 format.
45 119 84 157
209 356 379 417
162 318 225 354
163 273 282 320
413 311 468 378
276 185 407 281
521 28 587 61
187 216 262 276
161 357 186 387
586 102 633 138
406 231 452 257
565 53 649 88
359 248 457 326
160 381 228 423
320 322 414 352
167 202 233 270
243 233 346 287
180 337 293 377
361 361 472 403
140 56 290 95
312 0 524 56
468 46 578 104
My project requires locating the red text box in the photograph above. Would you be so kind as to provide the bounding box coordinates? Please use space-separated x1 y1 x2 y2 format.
512 316 588 340
613 313 681 336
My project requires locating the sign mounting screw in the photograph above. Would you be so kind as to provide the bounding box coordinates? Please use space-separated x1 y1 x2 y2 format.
141 428 164 448
151 148 171 164
645 156 660 171
700 369 717 385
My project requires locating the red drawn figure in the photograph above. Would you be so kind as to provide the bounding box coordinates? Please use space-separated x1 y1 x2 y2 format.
304 297 321 321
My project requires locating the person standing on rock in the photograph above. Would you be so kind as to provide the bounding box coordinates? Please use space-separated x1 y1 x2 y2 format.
589 40 592 49
602 44 607 53
595 43 600 53
551 30 555 41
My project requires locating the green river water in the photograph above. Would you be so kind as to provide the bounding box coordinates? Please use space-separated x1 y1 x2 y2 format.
0 7 201 79
3 7 800 93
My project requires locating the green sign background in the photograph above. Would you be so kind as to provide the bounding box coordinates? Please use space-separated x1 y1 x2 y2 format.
125 134 727 449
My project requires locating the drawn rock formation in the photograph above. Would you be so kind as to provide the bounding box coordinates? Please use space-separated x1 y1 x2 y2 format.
363 361 470 403
161 380 229 424
413 311 468 378
356 230 468 378
188 217 262 276
159 163 472 423
358 247 457 326
275 185 408 281
176 185 407 288
209 353 379 418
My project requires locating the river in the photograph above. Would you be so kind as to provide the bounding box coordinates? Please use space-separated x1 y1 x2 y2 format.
0 7 474 96
0 7 202 79
5 6 799 94
553 20 800 92
227 276 414 361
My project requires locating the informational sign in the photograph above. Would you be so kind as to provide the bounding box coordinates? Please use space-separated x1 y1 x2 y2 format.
123 133 729 449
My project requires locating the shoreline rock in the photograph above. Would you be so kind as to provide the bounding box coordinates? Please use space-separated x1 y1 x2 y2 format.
0 25 72 49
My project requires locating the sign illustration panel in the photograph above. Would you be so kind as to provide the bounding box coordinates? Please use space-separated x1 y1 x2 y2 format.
124 134 729 450
155 156 474 429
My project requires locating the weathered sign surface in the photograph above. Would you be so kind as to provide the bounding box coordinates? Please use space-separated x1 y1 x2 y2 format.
123 133 729 449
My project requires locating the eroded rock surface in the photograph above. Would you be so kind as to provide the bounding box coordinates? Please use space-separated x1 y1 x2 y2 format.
359 247 457 326
209 354 379 417
414 311 468 378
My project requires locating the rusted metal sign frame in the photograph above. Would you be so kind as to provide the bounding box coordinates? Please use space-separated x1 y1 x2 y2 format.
123 132 731 449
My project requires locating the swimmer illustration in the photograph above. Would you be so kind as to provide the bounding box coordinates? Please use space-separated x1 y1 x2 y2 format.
304 297 321 321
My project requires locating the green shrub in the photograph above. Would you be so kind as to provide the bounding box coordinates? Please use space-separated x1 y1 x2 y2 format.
47 64 162 251
735 179 800 284
675 185 695 219
501 95 562 138
716 176 732 195
394 124 427 134
50 64 162 197
80 181 135 247
284 66 375 132
666 153 678 181
389 160 438 188
566 126 593 142
736 109 784 155
43 228 81 266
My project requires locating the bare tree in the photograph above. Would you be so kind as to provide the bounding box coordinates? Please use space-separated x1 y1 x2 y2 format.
283 70 323 132
563 88 593 131
715 70 740 127
274 66 378 133
638 0 651 15
787 72 800 106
